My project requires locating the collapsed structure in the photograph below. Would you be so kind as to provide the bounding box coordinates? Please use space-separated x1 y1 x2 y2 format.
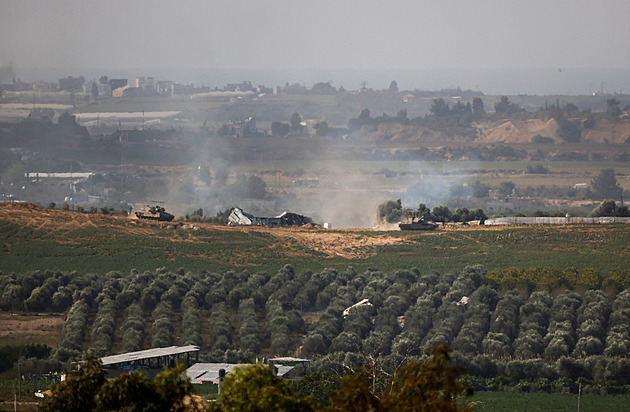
342 299 373 317
225 207 316 227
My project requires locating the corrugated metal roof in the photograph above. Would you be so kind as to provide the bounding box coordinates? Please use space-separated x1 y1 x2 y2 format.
485 216 630 226
269 357 310 362
186 363 294 383
101 345 199 366
186 363 239 382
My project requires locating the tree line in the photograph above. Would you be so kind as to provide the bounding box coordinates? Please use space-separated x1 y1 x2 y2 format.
376 199 487 224
376 172 627 225
40 345 474 411
1 264 630 393
344 96 629 140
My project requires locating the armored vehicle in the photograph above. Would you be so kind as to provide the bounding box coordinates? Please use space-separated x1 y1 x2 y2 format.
134 205 174 221
399 217 438 231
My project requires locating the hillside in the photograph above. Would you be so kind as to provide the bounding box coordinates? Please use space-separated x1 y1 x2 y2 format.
2 261 630 396
477 118 561 144
364 117 630 144
1 202 629 276
2 202 630 398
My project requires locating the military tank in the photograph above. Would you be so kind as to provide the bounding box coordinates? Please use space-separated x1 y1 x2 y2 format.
134 204 174 221
399 217 438 231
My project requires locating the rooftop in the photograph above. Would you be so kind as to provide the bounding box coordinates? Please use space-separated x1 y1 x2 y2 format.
101 345 199 367
186 363 294 383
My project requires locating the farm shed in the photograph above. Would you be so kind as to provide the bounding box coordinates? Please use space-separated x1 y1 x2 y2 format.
100 345 199 377
268 357 311 378
186 362 295 384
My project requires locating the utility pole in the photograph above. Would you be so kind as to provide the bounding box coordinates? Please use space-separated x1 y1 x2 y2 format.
120 131 128 193
17 361 21 402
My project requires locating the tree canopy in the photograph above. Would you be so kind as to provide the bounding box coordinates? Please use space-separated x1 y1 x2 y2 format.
41 357 202 412
212 363 313 411
325 344 473 412
591 169 623 200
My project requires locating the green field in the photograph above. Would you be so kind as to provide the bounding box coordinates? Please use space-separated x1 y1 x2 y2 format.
471 391 630 412
2 205 630 409
0 211 629 276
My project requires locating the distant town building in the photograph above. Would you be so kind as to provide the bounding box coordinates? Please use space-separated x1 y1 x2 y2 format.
256 85 273 95
112 85 141 98
135 76 156 95
32 80 56 92
156 81 174 96
220 117 257 138
311 82 337 95
283 83 307 94
226 81 254 92
109 78 128 90
98 83 112 96
173 83 204 95
135 76 155 89
84 80 112 96
58 76 85 92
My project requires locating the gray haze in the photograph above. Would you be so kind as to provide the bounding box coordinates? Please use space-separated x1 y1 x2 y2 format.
2 0 630 71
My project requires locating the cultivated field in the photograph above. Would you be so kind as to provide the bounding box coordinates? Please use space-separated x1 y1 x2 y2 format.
471 391 630 411
0 313 62 347
1 201 630 408
0 202 628 276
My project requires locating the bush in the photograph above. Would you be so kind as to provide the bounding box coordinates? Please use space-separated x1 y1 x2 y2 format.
532 134 554 144
91 297 118 356
151 300 174 348
55 299 89 361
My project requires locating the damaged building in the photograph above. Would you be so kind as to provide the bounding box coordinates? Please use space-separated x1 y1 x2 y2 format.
225 207 316 227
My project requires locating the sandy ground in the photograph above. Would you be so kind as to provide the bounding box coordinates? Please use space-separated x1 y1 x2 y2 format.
270 229 406 258
0 203 411 259
0 312 63 347
376 117 630 144
0 202 511 260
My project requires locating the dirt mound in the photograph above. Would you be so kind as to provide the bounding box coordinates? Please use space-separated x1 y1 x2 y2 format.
582 118 630 144
477 118 560 144
0 202 518 261
358 116 630 145
363 118 565 144
0 202 410 259
376 122 434 141
0 202 145 235
272 229 407 258
0 312 63 347
4 202 41 210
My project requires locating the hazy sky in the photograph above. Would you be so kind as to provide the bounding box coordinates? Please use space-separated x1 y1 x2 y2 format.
1 0 629 70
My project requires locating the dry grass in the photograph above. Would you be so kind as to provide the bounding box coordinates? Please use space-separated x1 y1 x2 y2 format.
0 312 63 347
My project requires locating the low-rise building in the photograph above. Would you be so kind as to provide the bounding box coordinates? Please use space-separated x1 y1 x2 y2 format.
156 81 174 96
113 86 141 98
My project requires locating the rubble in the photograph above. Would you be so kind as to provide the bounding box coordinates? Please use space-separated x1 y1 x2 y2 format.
343 299 373 317
225 207 317 227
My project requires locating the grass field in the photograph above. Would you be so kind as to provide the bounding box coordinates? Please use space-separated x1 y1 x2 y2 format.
0 313 62 347
0 204 628 276
471 391 630 411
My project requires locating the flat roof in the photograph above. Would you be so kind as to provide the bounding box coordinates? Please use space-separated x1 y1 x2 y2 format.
186 363 294 383
269 357 310 363
101 345 199 366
